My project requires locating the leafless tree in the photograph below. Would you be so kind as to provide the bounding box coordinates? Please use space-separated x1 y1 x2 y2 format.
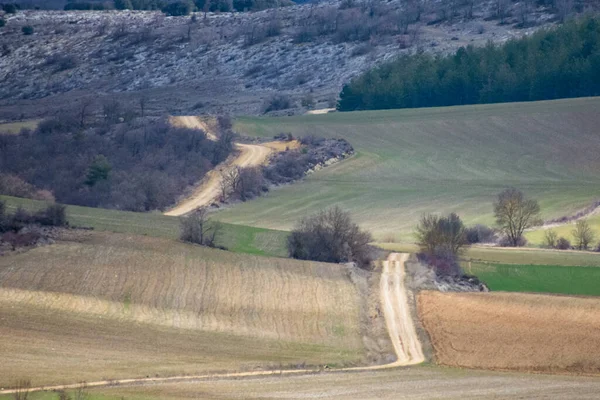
555 0 573 22
495 0 510 23
415 213 468 263
494 188 541 247
572 220 595 250
78 97 95 129
544 229 558 248
139 96 148 118
12 379 31 400
179 207 221 247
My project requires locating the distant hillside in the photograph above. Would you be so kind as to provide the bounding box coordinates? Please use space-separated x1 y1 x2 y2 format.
0 0 585 119
216 97 600 242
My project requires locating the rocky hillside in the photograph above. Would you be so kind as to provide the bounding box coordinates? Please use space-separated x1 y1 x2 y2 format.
0 0 585 119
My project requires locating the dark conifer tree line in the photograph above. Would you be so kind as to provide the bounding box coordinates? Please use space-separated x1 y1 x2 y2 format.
338 17 600 111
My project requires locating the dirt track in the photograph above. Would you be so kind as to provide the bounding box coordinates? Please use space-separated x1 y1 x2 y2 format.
0 253 423 394
165 116 298 216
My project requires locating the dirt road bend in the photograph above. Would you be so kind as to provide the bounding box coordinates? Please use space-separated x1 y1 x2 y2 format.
164 116 298 216
0 253 423 395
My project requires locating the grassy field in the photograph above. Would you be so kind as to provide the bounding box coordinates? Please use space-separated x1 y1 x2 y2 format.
4 366 600 400
211 97 600 243
0 232 365 387
466 262 600 296
419 291 600 375
379 242 600 295
0 119 41 134
0 195 288 257
526 213 600 245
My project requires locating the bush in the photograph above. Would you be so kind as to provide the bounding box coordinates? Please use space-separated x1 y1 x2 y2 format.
499 235 528 247
263 94 292 113
179 208 221 247
22 25 34 35
35 204 67 227
2 3 17 13
465 224 496 244
543 229 558 248
162 0 194 16
556 237 571 250
415 213 468 276
44 54 78 72
0 19 6 28
287 206 373 269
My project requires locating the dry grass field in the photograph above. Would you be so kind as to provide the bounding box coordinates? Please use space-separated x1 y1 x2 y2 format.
418 291 600 375
0 232 365 387
35 366 600 400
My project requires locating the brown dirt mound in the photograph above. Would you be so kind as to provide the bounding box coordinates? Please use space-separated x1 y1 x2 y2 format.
418 291 600 375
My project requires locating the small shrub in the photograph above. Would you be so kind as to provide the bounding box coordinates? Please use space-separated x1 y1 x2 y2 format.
179 208 221 247
287 206 374 269
35 204 68 227
415 213 468 276
44 54 78 72
162 1 195 16
0 19 6 28
2 4 17 14
263 94 292 113
301 94 315 109
556 237 571 250
465 224 496 244
350 43 373 57
543 229 558 248
499 235 527 247
22 25 34 35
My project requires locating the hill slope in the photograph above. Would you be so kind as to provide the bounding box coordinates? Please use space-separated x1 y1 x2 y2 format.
0 232 366 386
215 97 600 241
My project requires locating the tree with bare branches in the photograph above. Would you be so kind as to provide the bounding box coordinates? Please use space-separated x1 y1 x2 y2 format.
494 188 541 247
572 219 595 250
179 207 222 247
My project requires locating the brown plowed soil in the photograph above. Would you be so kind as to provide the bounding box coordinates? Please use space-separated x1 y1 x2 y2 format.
418 291 600 375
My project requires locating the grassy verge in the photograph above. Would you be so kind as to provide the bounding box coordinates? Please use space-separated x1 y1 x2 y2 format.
0 195 288 257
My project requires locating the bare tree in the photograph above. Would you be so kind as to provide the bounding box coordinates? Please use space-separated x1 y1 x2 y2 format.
179 207 221 247
13 379 31 400
139 96 148 118
494 188 541 247
495 0 510 23
555 0 573 22
415 213 468 275
572 220 595 250
78 97 94 129
221 167 241 197
544 229 558 248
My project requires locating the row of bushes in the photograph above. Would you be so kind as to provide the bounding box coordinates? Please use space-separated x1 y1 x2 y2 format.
0 201 68 233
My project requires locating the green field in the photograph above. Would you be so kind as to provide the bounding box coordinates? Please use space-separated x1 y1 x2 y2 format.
466 262 600 296
211 97 600 243
0 195 288 257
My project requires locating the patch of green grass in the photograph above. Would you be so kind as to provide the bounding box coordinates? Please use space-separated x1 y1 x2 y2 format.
466 262 600 296
0 119 41 134
214 97 600 243
526 213 600 247
0 195 288 258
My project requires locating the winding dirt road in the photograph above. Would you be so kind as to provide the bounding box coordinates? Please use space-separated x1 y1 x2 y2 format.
0 253 423 395
164 116 298 216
